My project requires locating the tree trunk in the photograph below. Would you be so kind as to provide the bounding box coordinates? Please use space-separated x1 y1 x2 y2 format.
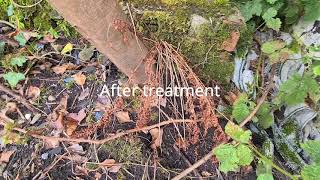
48 0 148 84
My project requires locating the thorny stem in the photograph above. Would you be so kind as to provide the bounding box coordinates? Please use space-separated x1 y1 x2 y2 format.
249 143 300 180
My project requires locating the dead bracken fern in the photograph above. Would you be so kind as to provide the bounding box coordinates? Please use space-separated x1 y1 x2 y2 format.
137 41 227 146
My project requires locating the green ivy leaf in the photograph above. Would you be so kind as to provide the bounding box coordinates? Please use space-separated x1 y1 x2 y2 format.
257 173 274 180
301 140 320 163
3 72 26 87
301 164 320 180
237 144 254 166
261 41 285 54
14 33 27 46
10 56 27 67
213 144 239 173
256 103 274 129
7 4 14 17
225 122 252 144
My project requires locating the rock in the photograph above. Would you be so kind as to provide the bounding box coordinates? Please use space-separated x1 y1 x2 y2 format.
293 18 320 47
190 14 209 35
41 153 48 160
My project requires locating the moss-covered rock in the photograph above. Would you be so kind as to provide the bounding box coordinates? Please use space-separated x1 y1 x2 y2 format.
126 0 251 86
0 0 77 38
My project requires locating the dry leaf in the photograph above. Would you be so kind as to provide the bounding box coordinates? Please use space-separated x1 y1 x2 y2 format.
72 72 86 86
221 31 240 52
26 86 41 101
65 118 78 136
100 159 116 168
78 88 90 101
47 95 68 131
67 109 86 123
44 131 60 149
114 111 131 123
68 144 85 154
0 150 15 163
52 63 76 74
150 128 163 150
109 164 122 173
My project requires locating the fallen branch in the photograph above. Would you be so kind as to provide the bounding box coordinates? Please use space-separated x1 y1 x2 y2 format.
10 119 196 144
0 84 37 113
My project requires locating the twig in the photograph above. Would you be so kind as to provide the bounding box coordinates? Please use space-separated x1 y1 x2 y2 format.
173 145 203 179
12 0 43 8
0 84 37 113
10 119 196 144
240 84 273 128
0 20 16 29
172 150 214 180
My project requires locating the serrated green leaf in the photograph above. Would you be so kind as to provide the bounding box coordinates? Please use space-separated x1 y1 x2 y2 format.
3 72 25 87
241 0 263 21
7 4 14 17
265 18 281 31
313 65 320 76
61 43 73 54
302 0 320 22
232 94 255 123
262 8 277 20
256 103 274 129
301 164 320 180
225 122 252 144
237 144 254 166
257 173 274 180
276 73 320 105
213 144 239 173
261 41 285 54
10 56 27 67
14 33 27 46
301 140 320 163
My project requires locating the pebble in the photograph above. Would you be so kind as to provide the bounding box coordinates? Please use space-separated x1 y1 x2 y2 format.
48 95 56 102
41 153 48 160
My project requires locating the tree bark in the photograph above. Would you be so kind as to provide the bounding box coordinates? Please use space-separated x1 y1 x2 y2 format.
48 0 148 84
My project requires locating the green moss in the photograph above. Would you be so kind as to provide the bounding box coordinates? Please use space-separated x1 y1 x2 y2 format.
102 138 143 164
0 0 77 38
130 0 244 86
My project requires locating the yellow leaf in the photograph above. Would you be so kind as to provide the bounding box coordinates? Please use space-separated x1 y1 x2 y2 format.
61 43 73 54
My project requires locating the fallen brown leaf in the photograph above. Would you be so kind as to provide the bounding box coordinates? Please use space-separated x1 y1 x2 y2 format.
0 150 15 163
72 72 86 86
221 31 240 52
67 109 86 123
52 63 76 74
150 128 163 150
78 88 90 101
114 111 131 123
100 159 116 168
26 86 41 101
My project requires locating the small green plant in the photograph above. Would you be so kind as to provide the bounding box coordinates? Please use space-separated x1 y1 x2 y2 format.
2 55 27 88
214 122 254 173
275 73 320 106
300 140 320 180
232 93 255 123
241 0 320 31
261 40 293 64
